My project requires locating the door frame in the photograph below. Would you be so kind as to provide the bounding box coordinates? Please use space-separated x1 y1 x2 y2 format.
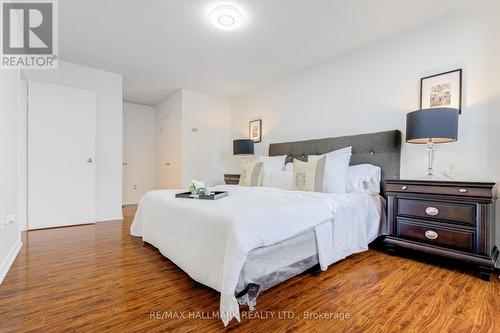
17 79 28 231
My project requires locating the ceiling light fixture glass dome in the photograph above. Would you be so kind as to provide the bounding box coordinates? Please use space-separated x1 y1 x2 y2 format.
210 5 242 31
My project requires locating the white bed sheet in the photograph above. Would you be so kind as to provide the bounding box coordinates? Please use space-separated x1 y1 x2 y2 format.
236 192 386 310
130 186 385 325
241 192 385 277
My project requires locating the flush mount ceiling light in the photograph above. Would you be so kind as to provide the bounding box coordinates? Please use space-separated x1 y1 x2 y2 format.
210 5 242 31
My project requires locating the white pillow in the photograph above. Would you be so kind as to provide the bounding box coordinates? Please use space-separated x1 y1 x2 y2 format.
308 146 352 194
261 170 293 190
285 147 351 172
258 155 287 185
259 155 287 171
346 164 381 193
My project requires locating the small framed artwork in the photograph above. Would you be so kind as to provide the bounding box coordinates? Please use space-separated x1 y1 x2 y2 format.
249 119 262 143
420 69 462 113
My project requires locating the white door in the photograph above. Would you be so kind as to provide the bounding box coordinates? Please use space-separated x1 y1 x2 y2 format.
158 114 173 188
28 81 96 229
122 105 155 204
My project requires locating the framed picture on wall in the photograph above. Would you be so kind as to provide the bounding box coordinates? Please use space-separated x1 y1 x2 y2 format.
420 69 462 113
249 119 262 143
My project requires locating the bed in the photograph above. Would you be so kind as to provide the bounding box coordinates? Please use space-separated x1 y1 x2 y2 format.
130 130 401 325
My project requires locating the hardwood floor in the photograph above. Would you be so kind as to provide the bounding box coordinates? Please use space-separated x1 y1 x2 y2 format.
1 205 498 332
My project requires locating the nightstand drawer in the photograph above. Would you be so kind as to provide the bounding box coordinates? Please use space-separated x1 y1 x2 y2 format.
386 182 496 199
224 174 240 185
398 198 475 226
397 220 474 252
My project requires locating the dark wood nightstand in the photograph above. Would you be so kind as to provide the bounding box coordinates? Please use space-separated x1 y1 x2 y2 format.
224 174 240 185
384 179 498 281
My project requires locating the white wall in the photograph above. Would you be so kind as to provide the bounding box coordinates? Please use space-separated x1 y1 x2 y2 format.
181 89 231 187
123 102 156 204
23 61 123 224
155 89 231 188
230 2 500 184
155 90 183 188
0 70 22 283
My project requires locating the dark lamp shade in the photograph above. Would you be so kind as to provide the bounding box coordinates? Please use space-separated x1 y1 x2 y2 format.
406 108 459 144
233 139 254 155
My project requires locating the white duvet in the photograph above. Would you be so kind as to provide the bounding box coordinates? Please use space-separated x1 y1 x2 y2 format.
130 185 381 325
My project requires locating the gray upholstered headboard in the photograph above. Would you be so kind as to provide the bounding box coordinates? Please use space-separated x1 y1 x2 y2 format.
268 130 401 193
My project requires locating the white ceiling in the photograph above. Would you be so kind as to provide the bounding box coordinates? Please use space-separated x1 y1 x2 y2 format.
59 0 479 106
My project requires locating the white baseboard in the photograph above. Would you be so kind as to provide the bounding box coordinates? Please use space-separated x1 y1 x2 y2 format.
95 214 124 223
0 239 22 284
23 215 124 230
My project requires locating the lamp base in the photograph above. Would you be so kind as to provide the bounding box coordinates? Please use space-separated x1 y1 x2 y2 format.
419 142 444 181
420 169 444 181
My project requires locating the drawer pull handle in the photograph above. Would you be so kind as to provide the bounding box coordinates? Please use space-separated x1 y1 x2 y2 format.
459 188 468 193
425 207 439 216
425 230 439 240
401 186 408 190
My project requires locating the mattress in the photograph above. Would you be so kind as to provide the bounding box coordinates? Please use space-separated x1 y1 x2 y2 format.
236 193 386 306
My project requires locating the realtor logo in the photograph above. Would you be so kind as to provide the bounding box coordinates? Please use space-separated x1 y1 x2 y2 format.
1 0 58 69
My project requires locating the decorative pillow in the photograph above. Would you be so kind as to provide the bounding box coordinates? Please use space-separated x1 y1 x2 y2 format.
346 164 381 193
286 147 350 173
309 146 352 194
239 161 263 187
292 157 326 192
261 170 293 190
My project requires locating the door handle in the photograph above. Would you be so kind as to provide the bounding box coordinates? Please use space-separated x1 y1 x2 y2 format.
88 158 93 163
165 163 171 166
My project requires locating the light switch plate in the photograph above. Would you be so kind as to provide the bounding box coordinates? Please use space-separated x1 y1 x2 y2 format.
3 214 15 229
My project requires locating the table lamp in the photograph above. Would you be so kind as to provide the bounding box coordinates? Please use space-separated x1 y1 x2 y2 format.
233 139 254 164
406 108 459 179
